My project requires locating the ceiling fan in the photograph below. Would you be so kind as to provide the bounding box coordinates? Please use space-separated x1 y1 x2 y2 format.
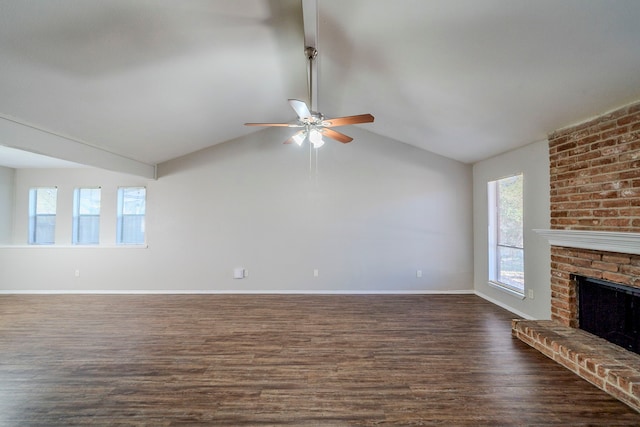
244 33 374 147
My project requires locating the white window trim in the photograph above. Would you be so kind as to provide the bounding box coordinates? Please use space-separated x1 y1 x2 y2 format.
117 186 147 245
28 187 58 245
487 174 525 297
488 280 526 299
0 244 148 249
488 181 498 281
72 187 101 245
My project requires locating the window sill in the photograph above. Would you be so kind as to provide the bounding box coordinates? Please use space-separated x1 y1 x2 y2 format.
0 244 148 249
488 281 525 299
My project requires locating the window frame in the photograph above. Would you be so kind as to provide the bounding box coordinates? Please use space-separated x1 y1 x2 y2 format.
116 187 146 245
487 173 525 297
28 187 58 245
72 187 101 245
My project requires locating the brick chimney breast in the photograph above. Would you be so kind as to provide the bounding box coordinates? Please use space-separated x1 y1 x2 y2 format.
548 101 640 326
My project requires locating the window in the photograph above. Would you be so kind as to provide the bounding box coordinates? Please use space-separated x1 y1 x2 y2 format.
28 187 57 245
117 187 146 245
488 174 524 294
73 188 101 245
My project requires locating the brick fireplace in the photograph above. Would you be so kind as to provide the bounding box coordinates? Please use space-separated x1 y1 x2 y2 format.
513 100 640 412
548 101 640 326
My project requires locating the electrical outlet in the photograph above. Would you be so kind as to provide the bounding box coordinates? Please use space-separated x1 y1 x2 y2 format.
74 269 80 278
528 289 534 299
416 270 422 278
313 269 319 277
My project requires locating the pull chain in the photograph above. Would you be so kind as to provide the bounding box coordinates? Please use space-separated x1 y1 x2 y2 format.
308 140 319 186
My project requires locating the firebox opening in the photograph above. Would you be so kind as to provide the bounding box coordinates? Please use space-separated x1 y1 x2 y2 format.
575 275 640 355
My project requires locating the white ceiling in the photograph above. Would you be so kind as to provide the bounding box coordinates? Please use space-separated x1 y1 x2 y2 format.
1 0 640 173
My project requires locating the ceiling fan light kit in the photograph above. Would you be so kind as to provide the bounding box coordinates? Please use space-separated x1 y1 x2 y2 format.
244 44 374 148
309 128 324 148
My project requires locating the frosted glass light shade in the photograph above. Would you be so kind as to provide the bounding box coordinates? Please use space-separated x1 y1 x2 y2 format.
292 132 306 146
309 128 324 148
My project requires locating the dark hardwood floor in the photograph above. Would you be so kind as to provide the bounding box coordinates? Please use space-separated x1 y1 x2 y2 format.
1 294 639 426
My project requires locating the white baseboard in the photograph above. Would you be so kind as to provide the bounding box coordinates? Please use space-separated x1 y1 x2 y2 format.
0 289 476 295
474 290 535 319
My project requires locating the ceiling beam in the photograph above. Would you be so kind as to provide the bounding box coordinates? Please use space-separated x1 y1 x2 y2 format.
0 115 156 179
302 0 318 111
302 0 318 48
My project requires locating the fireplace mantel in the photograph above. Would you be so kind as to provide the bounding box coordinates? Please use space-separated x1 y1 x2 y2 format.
534 229 640 256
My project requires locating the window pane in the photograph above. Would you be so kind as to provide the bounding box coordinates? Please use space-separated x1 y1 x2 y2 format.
73 188 101 245
122 188 146 215
78 188 101 215
77 215 100 244
117 187 146 244
29 188 57 245
120 215 145 244
497 175 523 248
34 215 56 244
488 174 524 292
35 188 57 214
497 246 524 291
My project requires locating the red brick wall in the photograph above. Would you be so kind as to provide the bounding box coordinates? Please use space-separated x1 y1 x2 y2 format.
550 247 640 327
548 101 640 326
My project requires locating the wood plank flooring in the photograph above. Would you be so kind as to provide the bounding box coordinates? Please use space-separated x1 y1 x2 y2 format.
1 294 639 426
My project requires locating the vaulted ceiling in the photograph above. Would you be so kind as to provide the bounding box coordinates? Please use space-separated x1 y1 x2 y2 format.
1 0 640 176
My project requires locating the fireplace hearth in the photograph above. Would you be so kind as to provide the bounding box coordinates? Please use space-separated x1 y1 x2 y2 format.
512 318 640 412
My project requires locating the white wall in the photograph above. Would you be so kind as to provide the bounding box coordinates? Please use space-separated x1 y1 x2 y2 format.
0 166 15 244
0 127 474 293
473 140 551 319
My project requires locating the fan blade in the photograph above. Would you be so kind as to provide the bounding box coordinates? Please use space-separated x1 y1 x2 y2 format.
288 99 312 119
284 130 306 145
323 114 374 127
244 122 292 127
322 128 353 143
